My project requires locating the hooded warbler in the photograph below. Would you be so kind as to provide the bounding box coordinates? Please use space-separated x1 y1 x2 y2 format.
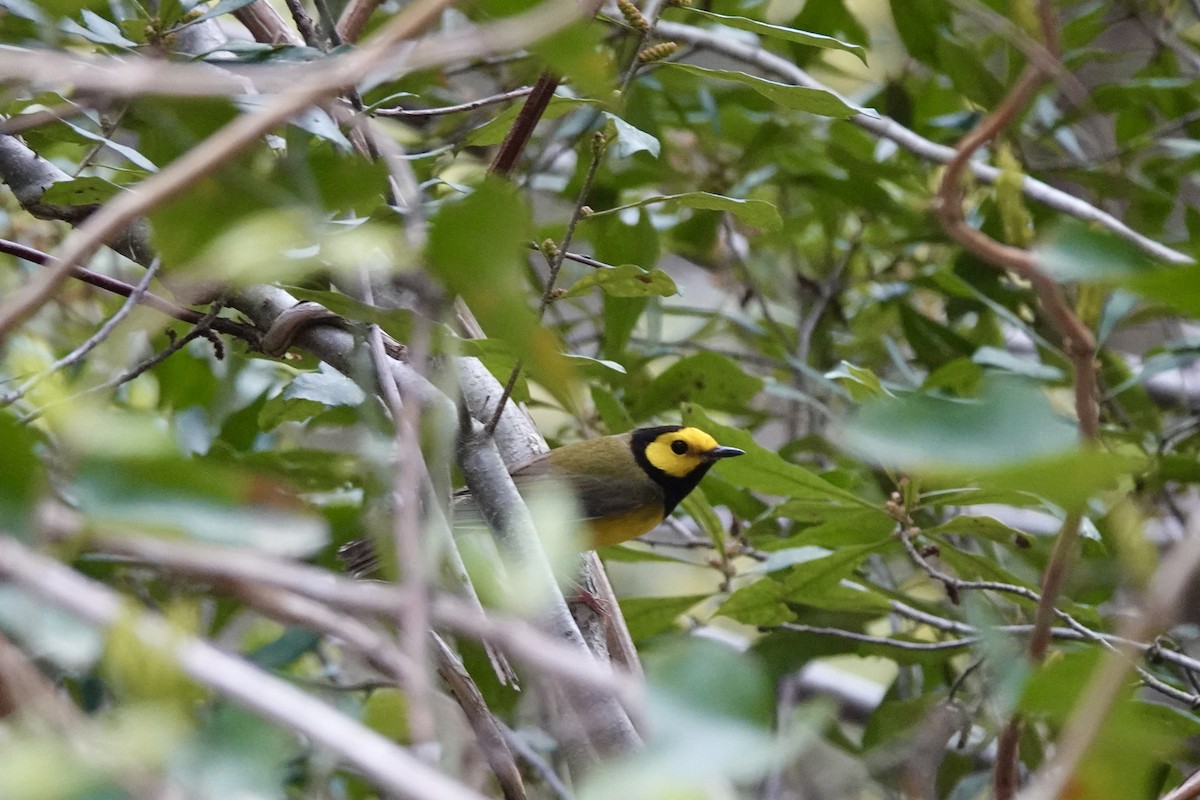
475 424 744 548
338 425 743 574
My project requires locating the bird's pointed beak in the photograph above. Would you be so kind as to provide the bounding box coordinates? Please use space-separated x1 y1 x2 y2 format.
703 445 745 462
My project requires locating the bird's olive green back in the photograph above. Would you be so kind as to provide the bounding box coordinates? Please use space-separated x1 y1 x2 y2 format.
512 434 664 519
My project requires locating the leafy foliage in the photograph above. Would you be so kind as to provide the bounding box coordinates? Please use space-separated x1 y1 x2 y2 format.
2 1 1200 799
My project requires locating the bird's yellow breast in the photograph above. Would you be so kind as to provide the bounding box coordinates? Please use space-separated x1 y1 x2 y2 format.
586 503 666 548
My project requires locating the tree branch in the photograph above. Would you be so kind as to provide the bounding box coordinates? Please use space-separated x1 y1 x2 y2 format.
653 19 1192 266
0 535 489 800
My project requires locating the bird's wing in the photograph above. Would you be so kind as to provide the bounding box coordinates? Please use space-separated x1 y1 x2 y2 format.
453 453 663 524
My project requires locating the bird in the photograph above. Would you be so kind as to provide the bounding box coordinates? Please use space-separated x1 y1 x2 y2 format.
337 425 743 574
477 424 745 548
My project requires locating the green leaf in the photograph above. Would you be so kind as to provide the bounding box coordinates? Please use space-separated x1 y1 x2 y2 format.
590 384 635 432
716 577 794 625
532 21 615 99
73 456 328 557
618 594 707 640
773 501 895 546
603 112 661 158
825 360 893 401
283 286 421 343
680 490 725 547
601 295 646 358
428 176 573 401
0 410 43 538
1125 266 1200 317
683 405 875 507
587 191 783 230
664 63 867 118
925 514 1029 545
632 352 763 417
562 264 678 299
986 450 1140 512
40 176 122 206
972 346 1063 381
779 542 886 599
258 363 366 430
685 9 868 63
1033 220 1158 282
844 376 1078 471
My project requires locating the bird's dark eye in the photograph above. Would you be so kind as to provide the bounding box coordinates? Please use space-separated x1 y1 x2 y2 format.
671 439 688 455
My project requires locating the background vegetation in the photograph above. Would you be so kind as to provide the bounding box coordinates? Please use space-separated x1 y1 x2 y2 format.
2 0 1200 798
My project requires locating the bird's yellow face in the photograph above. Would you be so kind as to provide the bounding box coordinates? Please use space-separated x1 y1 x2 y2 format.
643 427 730 478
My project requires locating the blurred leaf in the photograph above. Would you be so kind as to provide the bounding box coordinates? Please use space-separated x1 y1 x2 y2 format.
603 112 660 158
665 63 866 118
103 602 207 708
985 449 1140 511
0 704 189 799
40 175 122 205
972 346 1063 381
619 594 707 640
247 627 321 669
259 362 366 430
363 688 410 744
0 585 103 672
1033 220 1158 282
581 638 822 799
685 9 867 62
74 455 328 556
563 264 677 298
844 376 1077 470
533 22 614 99
825 360 893 401
684 405 875 506
717 576 794 625
0 410 43 537
633 352 763 417
429 176 572 399
1126 266 1200 316
193 0 260 22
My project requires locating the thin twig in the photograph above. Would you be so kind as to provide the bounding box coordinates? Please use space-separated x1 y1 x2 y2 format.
0 238 254 338
23 301 227 422
0 259 161 408
81 530 642 706
283 0 321 47
363 309 438 748
376 86 534 118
